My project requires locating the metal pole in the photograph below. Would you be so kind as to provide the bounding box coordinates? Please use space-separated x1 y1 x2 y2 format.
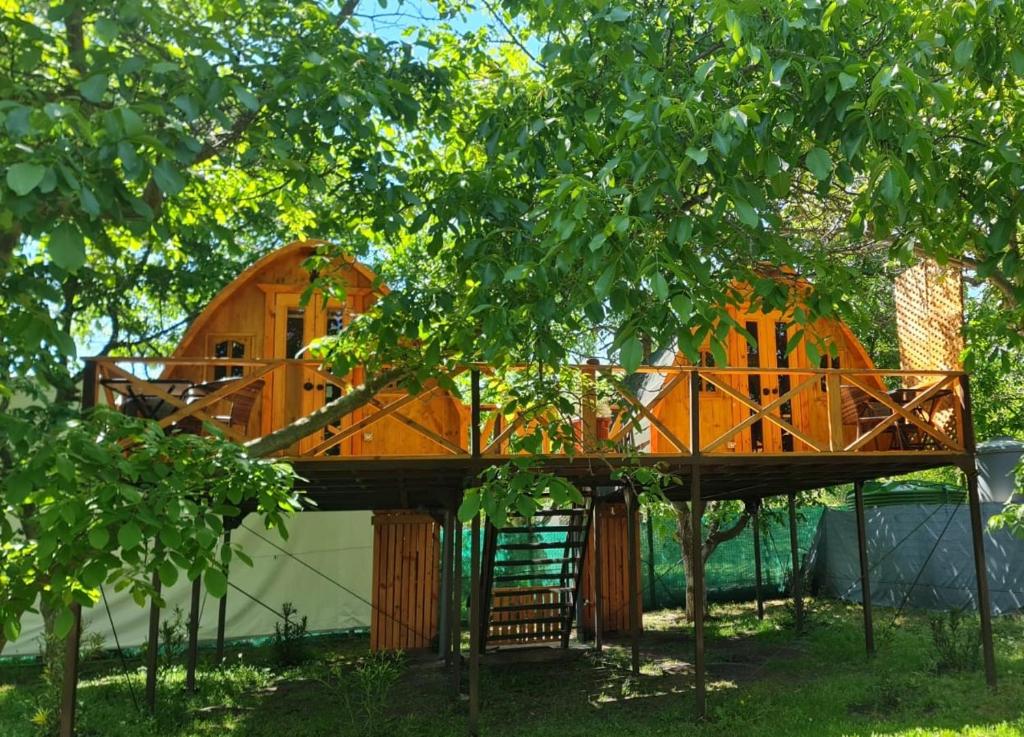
787 492 804 632
58 603 82 737
450 513 463 698
592 500 603 652
689 370 706 721
853 480 875 656
145 572 161 713
468 514 481 735
960 374 996 687
625 488 641 676
185 577 201 692
753 505 764 621
645 510 658 611
967 470 997 686
215 529 230 665
439 509 454 662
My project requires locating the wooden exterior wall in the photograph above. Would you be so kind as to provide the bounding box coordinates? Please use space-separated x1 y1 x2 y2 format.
166 240 464 457
651 303 882 455
580 503 642 637
370 511 440 651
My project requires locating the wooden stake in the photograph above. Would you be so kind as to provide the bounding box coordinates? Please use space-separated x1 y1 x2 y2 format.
690 370 706 721
185 577 201 693
853 480 875 656
216 530 230 665
439 509 454 662
967 470 997 687
145 573 161 713
450 513 463 698
592 499 603 652
753 506 764 621
645 509 658 611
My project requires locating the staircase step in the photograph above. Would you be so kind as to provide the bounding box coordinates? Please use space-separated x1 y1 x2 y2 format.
493 557 575 567
491 602 572 613
498 525 575 534
489 616 566 627
487 630 565 642
492 587 573 597
498 541 583 551
493 572 572 583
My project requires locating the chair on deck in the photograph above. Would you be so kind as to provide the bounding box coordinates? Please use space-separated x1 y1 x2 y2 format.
171 377 265 437
839 384 905 450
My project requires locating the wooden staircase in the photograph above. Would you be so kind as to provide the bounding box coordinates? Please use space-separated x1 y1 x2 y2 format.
479 501 592 648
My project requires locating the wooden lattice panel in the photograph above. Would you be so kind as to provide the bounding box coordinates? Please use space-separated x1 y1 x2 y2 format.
488 588 564 644
894 260 964 387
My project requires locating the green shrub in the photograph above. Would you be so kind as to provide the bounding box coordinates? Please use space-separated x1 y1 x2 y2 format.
929 608 980 673
273 602 308 667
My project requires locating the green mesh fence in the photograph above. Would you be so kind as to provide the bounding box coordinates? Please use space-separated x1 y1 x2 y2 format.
453 507 825 612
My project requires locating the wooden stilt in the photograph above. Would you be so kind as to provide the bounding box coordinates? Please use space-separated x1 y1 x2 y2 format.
468 514 481 736
689 371 706 721
185 577 201 693
753 505 764 621
450 512 463 698
58 603 82 737
853 480 875 656
592 499 603 652
145 572 161 713
960 374 996 687
967 470 997 687
215 530 230 665
787 492 804 632
625 488 641 676
439 509 454 662
691 468 705 720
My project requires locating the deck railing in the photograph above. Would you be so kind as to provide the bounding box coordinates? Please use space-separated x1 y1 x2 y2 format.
83 357 971 460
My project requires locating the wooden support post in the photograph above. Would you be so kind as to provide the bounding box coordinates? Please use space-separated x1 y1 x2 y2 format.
215 529 230 665
787 492 804 632
468 514 481 736
689 370 706 721
592 499 603 652
145 572 161 713
471 370 481 458
58 603 81 737
440 509 454 662
960 374 996 688
625 488 641 676
185 577 201 693
853 481 875 656
645 510 658 611
967 470 997 686
582 358 599 451
450 513 463 698
753 505 764 621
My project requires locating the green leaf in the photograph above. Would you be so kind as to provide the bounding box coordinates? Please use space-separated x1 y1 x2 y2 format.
953 38 975 68
587 232 606 252
733 198 758 227
53 607 75 639
805 147 832 181
49 224 87 272
457 489 480 521
771 59 790 86
620 335 643 373
838 72 857 90
78 74 109 103
685 147 708 165
88 527 110 550
120 108 145 138
158 561 179 587
204 567 227 598
153 160 186 196
651 272 669 301
3 618 21 642
117 521 143 550
231 83 259 112
6 163 47 196
725 10 742 44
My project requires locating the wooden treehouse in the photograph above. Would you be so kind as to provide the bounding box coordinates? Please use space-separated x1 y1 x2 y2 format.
77 241 996 727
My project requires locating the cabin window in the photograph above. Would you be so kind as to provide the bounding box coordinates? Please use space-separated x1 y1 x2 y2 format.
745 321 764 451
325 307 346 337
819 355 841 391
286 308 306 358
697 351 717 392
207 335 251 381
774 321 794 452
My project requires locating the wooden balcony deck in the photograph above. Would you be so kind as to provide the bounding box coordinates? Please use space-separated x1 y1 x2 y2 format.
84 357 975 510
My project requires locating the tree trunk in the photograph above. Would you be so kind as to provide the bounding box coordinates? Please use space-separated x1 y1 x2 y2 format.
673 501 753 622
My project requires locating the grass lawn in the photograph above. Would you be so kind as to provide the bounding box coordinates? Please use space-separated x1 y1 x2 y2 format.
1 599 1022 737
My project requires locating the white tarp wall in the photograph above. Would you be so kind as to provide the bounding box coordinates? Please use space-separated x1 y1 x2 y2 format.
8 510 373 657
